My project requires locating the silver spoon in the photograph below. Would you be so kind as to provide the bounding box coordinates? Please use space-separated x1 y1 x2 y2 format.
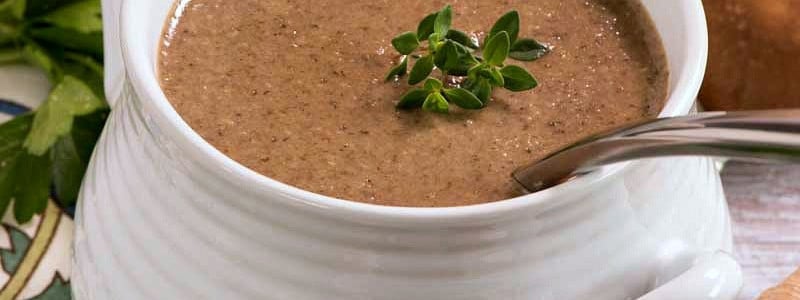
512 109 800 193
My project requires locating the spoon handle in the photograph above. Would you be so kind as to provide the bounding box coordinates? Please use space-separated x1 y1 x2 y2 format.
512 109 800 192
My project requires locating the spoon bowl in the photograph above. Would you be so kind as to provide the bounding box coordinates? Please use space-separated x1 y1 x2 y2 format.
513 109 800 192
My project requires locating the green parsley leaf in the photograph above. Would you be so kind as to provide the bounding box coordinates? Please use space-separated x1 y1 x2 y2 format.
62 52 105 96
433 5 452 36
408 54 434 85
391 31 419 55
422 92 449 113
0 47 22 64
486 10 520 45
443 88 483 109
0 0 25 22
0 153 19 219
417 12 438 41
28 27 103 55
51 134 83 206
50 109 106 206
397 88 428 109
0 0 107 223
21 42 60 81
64 52 102 75
0 151 19 220
0 113 32 158
0 114 33 219
11 151 52 223
0 22 20 44
37 0 102 33
483 31 510 66
0 114 53 223
24 75 106 155
24 0 85 18
500 64 538 91
385 56 408 81
509 38 549 61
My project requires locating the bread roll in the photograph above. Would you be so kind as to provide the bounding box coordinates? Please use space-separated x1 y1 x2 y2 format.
700 0 800 110
759 267 800 299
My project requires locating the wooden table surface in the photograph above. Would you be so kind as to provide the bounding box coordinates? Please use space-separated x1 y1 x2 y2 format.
724 162 800 299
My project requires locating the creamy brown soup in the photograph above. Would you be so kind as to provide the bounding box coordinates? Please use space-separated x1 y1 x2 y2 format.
159 0 668 207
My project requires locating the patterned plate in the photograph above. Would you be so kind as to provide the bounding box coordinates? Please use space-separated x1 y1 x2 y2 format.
0 65 74 299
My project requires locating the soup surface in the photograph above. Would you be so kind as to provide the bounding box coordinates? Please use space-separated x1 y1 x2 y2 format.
159 0 668 207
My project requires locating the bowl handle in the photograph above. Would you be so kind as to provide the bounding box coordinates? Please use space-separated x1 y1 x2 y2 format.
638 251 743 300
101 0 124 108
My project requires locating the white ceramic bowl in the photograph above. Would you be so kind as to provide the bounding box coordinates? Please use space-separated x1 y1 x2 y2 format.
73 0 742 299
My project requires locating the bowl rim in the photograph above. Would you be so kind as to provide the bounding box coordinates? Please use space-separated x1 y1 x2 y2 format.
118 0 708 223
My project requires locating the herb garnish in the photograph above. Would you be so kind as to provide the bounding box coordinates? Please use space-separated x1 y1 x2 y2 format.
0 0 106 223
386 5 550 113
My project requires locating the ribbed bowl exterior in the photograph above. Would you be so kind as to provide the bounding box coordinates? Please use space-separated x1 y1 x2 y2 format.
77 0 726 298
71 80 732 299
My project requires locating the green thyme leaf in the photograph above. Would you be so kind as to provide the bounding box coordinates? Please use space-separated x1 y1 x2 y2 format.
24 75 106 155
480 66 505 87
442 42 462 71
12 151 52 223
385 56 408 81
391 31 419 55
444 88 483 109
37 0 102 33
422 92 449 113
433 5 452 36
408 54 434 85
423 78 443 92
397 88 428 109
469 78 493 103
386 6 542 114
428 32 443 44
483 31 510 66
487 10 519 45
500 64 538 91
467 63 483 82
417 12 438 41
450 46 479 76
509 38 549 61
445 29 477 49
434 40 459 71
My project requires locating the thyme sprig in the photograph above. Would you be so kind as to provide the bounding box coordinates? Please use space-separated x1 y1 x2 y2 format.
386 5 550 113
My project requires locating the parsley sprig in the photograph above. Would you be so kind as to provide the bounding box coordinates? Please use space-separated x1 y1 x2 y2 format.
0 0 106 223
386 5 550 113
